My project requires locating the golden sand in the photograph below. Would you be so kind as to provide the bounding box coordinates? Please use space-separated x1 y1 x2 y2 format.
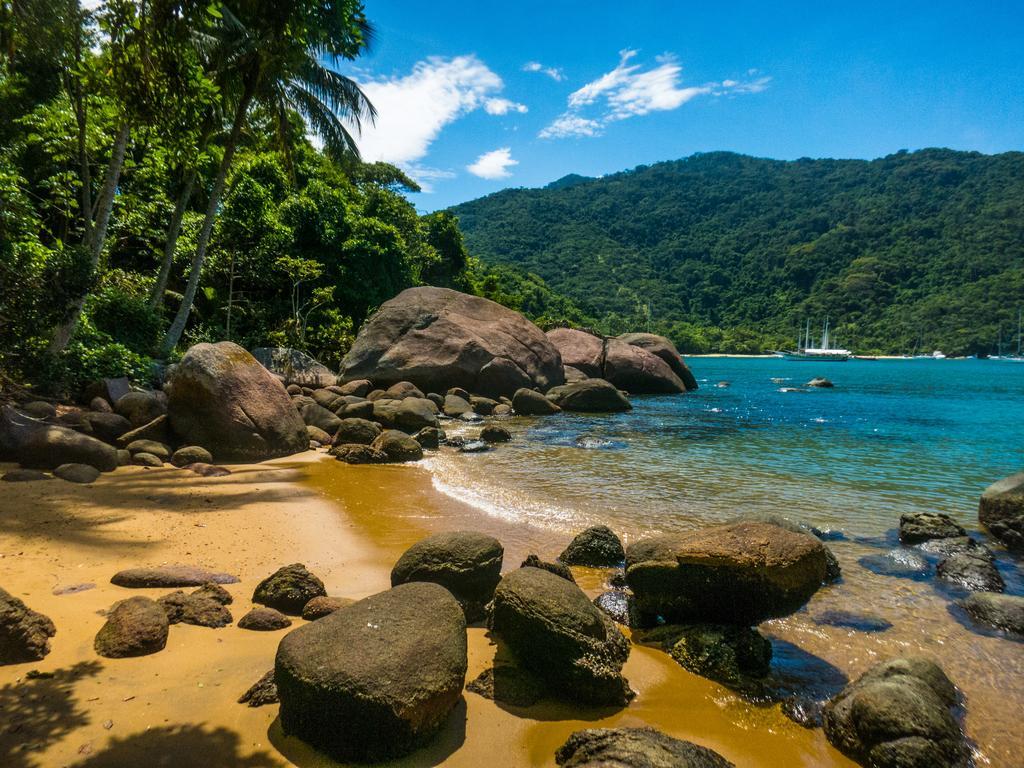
1 453 864 767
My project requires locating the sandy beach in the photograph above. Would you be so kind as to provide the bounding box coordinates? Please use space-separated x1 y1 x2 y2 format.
0 452 861 767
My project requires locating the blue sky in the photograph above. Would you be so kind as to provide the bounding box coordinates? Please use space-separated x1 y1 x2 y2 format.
334 1 1024 211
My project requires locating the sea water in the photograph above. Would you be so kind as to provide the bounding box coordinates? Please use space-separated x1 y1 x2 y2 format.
423 357 1024 765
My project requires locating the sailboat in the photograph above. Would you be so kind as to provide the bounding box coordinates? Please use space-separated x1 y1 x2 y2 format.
774 318 852 361
994 310 1024 362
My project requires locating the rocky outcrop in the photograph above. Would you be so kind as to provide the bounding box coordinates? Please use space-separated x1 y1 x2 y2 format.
251 347 337 388
490 567 632 706
547 328 689 394
94 597 169 658
555 727 734 768
339 287 565 397
617 333 699 391
0 586 57 664
559 526 625 566
625 522 827 626
898 512 965 544
111 564 239 588
0 405 118 471
959 592 1024 636
390 531 503 622
252 563 326 615
512 388 561 415
275 582 467 762
979 472 1024 550
166 342 308 461
823 657 968 768
547 379 632 412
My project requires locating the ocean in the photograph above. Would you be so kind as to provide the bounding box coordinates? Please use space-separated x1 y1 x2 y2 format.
422 357 1024 765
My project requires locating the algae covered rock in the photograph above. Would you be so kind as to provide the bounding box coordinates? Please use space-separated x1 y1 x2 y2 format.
637 623 772 692
898 512 965 544
0 586 57 664
490 566 632 706
559 525 625 566
252 563 326 615
166 341 308 461
823 656 968 768
391 531 503 621
625 522 827 626
555 727 734 768
275 582 467 762
94 596 169 658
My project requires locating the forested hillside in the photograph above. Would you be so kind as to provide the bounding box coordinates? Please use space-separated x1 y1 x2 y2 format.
452 150 1024 355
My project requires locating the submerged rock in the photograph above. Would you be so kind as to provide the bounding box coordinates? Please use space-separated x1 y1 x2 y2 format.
626 522 827 626
339 286 564 397
275 582 467 762
166 341 308 461
936 550 1004 593
592 590 639 627
391 531 503 622
555 727 734 768
807 377 834 388
813 610 893 633
979 472 1024 551
858 549 931 579
559 525 625 566
491 567 632 706
0 586 57 664
898 512 966 544
958 592 1024 636
636 623 772 692
252 563 326 615
94 597 169 658
823 657 968 768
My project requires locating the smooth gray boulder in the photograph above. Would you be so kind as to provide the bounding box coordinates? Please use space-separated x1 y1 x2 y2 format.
490 567 632 706
339 287 565 398
547 379 632 413
166 342 308 462
275 582 467 762
54 463 101 483
823 657 968 768
555 727 734 768
391 531 504 621
617 332 699 391
512 387 561 415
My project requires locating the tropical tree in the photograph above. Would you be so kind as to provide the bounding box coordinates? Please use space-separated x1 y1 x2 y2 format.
159 0 375 355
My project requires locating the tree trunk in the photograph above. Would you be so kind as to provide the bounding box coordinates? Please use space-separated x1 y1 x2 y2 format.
147 167 196 309
159 84 255 356
49 120 130 354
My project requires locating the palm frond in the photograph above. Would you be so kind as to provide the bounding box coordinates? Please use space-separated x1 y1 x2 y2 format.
285 81 362 159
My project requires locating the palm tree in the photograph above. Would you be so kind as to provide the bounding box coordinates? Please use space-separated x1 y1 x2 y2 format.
158 0 374 355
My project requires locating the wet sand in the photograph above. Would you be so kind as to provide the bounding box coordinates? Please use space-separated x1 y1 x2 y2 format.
1 453 869 767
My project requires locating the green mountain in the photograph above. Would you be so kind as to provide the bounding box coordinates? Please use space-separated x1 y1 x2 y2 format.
451 150 1024 355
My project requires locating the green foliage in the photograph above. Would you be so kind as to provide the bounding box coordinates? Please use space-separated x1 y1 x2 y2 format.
87 269 163 353
453 150 1024 355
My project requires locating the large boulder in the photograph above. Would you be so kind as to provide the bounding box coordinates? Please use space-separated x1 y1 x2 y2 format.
114 390 166 428
0 586 57 664
339 287 564 398
81 411 132 443
559 525 625 566
390 531 504 621
333 417 381 445
625 522 827 626
979 472 1024 550
371 429 423 462
547 380 632 413
0 405 118 471
555 727 734 768
297 401 342 435
822 657 968 768
546 329 689 394
252 563 326 615
275 582 467 762
730 512 841 582
251 347 336 388
512 387 561 415
166 342 308 461
617 333 699 391
94 596 169 658
490 567 632 706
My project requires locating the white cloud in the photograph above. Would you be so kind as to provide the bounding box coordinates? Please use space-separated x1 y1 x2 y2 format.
540 50 769 139
523 60 566 82
467 147 518 180
485 98 528 115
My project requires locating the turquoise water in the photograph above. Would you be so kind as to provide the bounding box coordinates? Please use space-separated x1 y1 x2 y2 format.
428 357 1024 541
